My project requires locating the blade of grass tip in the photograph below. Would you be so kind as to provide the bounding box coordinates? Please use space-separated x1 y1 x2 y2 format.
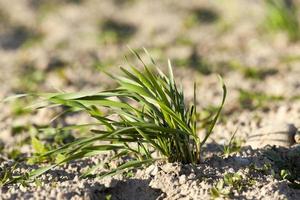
228 126 239 147
168 59 174 84
156 66 167 79
119 67 143 85
221 126 240 156
51 85 66 93
143 47 156 65
25 101 58 111
127 46 147 67
201 75 227 147
2 93 29 102
142 66 170 106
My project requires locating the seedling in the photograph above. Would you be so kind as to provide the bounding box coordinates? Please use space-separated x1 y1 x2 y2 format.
210 179 230 199
280 169 291 180
210 172 255 199
5 49 226 183
223 128 242 158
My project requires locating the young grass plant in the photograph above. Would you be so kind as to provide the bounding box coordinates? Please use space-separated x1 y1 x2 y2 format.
6 49 226 182
223 128 242 158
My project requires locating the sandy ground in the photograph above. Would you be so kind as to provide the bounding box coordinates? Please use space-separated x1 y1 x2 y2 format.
0 0 300 199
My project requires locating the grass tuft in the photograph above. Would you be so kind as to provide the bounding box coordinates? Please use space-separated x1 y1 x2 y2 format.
6 49 226 182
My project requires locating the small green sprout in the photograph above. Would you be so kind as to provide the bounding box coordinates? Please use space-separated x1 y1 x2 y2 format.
280 169 291 180
210 179 230 199
211 172 255 199
223 128 242 158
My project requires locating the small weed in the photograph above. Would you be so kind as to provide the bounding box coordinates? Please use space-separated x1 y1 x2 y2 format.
280 169 292 180
210 172 255 199
210 179 230 199
123 170 135 178
264 0 300 41
224 173 244 192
